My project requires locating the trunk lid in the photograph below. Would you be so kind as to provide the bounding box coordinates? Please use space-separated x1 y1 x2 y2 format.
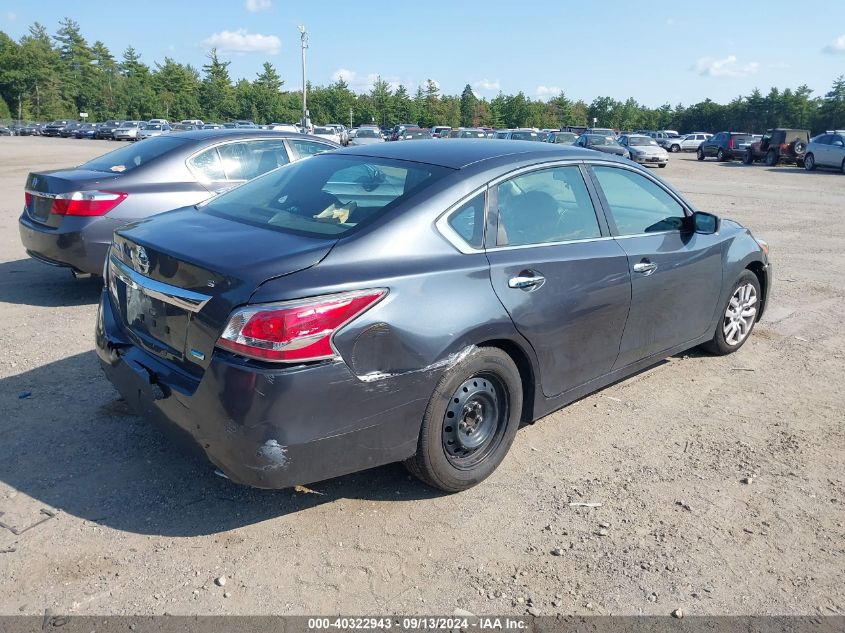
25 170 124 227
109 208 336 374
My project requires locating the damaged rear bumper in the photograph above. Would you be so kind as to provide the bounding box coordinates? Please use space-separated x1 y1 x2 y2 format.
95 289 432 489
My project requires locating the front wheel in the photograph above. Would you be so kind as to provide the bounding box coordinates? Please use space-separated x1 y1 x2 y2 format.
765 150 778 167
804 153 816 171
701 271 761 355
405 347 523 492
697 148 705 161
742 150 754 164
670 144 680 153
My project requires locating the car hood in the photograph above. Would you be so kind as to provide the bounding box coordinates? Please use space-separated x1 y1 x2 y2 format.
590 145 627 156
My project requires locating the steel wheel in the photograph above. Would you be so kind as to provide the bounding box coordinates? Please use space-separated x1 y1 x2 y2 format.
442 374 507 469
804 154 815 171
722 283 758 346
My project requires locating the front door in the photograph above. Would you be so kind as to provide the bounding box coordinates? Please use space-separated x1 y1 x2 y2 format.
485 164 631 398
589 164 724 369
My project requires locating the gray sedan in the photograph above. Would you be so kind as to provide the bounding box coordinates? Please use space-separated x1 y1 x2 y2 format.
19 130 340 275
575 133 630 159
618 134 669 168
95 140 771 492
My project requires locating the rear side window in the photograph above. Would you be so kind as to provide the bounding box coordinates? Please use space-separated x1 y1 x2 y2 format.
202 155 451 238
80 137 187 173
447 193 486 249
217 139 290 181
289 139 334 158
496 166 601 246
592 166 687 236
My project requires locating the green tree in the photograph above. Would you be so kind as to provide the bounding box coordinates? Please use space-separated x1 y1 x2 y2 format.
199 49 236 121
459 84 477 127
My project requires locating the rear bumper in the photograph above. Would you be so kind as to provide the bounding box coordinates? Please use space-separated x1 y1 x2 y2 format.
630 155 668 165
19 213 125 275
95 288 431 489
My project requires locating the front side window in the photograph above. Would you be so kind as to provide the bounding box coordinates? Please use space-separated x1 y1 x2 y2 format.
495 166 601 247
202 155 451 238
592 166 687 236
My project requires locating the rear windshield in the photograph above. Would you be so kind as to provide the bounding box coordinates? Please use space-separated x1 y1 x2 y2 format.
201 154 451 239
510 131 539 141
356 129 379 138
628 137 658 146
79 136 186 173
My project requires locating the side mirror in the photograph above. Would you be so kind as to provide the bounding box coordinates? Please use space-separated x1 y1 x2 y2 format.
692 211 719 234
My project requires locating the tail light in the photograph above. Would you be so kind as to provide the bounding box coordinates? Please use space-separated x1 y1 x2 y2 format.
728 138 735 149
217 289 387 363
50 190 128 216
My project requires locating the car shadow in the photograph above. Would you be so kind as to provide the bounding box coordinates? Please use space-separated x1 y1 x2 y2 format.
0 258 103 307
0 351 442 537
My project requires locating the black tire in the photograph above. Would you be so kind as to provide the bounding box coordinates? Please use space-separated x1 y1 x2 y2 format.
697 148 705 161
793 140 807 155
765 150 778 167
701 270 761 356
841 158 845 175
804 153 816 171
658 163 667 168
405 347 523 492
716 148 725 161
742 150 754 164
670 144 680 153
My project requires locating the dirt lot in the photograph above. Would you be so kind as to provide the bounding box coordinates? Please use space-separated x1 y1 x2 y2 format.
0 136 842 617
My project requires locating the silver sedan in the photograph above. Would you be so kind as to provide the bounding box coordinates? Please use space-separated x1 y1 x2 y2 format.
618 134 669 168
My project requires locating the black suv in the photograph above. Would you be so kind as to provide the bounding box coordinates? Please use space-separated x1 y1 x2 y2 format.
42 120 75 137
697 132 753 161
95 120 124 140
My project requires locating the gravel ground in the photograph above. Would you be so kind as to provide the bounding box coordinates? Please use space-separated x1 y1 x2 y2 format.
0 136 842 616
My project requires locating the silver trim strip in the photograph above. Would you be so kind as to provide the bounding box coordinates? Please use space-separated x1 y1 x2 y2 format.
109 255 211 313
25 189 60 199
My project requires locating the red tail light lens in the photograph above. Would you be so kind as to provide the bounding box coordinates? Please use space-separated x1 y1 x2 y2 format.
217 289 387 363
24 192 33 209
50 190 128 216
729 138 735 149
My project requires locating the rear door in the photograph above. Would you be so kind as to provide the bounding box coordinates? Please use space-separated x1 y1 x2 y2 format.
485 163 631 398
588 164 723 369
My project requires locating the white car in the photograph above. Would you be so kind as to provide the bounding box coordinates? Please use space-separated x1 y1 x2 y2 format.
267 123 300 133
113 121 145 141
138 123 171 140
617 134 669 167
663 133 712 153
312 126 342 145
147 118 168 126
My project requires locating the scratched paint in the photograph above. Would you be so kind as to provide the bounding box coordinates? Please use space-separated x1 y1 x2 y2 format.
356 345 476 383
252 439 289 470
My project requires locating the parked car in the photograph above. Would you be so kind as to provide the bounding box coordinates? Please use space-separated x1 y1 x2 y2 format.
742 129 809 166
347 127 384 146
492 130 511 139
19 130 341 276
148 118 169 126
138 123 172 140
449 128 487 139
697 132 753 161
662 133 711 153
266 123 299 133
17 123 41 136
397 127 433 140
181 119 204 127
575 133 630 159
42 120 75 137
389 124 419 141
545 131 578 144
312 126 342 144
202 123 224 130
431 125 452 138
95 120 124 140
585 127 617 138
617 134 669 168
803 131 845 173
113 121 145 141
94 140 771 492
0 126 13 136
503 129 544 141
73 123 99 139
171 123 201 132
59 123 83 138
326 124 349 145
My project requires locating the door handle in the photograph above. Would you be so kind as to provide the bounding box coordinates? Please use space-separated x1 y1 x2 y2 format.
508 274 545 290
633 260 658 275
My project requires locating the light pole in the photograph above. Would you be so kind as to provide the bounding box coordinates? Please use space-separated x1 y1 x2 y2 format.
349 108 353 129
298 25 309 130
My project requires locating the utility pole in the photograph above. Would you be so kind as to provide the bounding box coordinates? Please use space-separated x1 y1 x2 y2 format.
349 108 353 129
298 25 309 130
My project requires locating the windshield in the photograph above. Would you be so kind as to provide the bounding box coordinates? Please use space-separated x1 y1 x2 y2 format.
510 131 539 141
201 155 451 239
628 137 658 146
79 136 186 173
314 127 335 134
143 124 162 130
587 135 617 146
356 129 379 138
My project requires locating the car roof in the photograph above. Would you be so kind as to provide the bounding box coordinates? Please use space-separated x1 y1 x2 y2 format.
159 129 312 141
336 138 601 169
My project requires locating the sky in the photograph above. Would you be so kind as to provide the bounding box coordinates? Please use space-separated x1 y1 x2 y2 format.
2 0 844 107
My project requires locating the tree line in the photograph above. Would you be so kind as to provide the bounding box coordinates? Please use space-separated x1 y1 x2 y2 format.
1 19 844 134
